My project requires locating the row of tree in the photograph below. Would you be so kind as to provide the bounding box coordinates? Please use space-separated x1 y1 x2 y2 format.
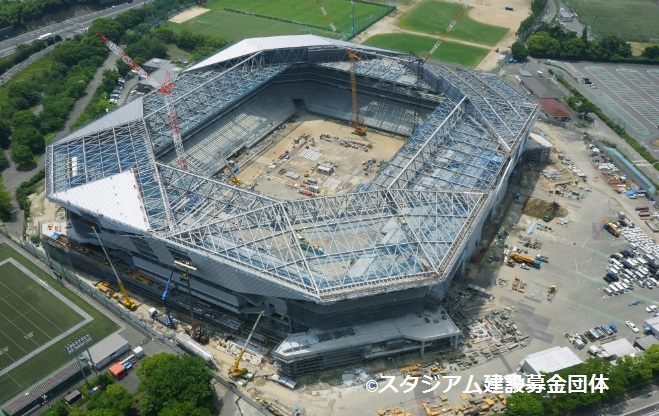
516 0 548 39
45 353 216 416
507 345 659 416
0 0 99 30
513 23 659 63
0 36 61 74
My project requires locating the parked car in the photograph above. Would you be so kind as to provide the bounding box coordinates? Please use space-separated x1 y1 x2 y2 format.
646 304 657 313
625 321 640 333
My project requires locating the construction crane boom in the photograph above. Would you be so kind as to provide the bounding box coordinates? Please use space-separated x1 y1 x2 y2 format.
91 226 136 310
423 4 468 63
96 32 189 171
229 310 264 379
161 269 176 328
175 260 208 344
346 49 367 136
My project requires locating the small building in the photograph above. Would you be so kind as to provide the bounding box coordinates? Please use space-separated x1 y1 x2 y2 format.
523 132 553 163
109 362 127 379
64 390 82 405
317 164 334 175
538 98 571 123
600 338 637 359
520 76 561 99
86 333 130 370
644 316 659 337
558 8 574 22
136 58 180 93
521 346 582 374
634 334 659 351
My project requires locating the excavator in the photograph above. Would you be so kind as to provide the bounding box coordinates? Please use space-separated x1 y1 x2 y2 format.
91 226 136 310
229 310 264 380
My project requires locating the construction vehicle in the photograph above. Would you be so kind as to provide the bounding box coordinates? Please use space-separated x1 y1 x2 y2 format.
225 166 241 186
547 285 557 301
229 310 264 380
346 49 367 136
91 226 136 310
95 281 111 294
510 253 541 269
604 222 620 237
97 33 190 171
296 234 325 255
149 269 177 328
175 260 209 344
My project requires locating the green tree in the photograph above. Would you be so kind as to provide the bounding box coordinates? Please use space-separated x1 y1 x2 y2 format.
0 149 9 171
642 45 659 59
0 119 10 148
506 392 545 416
158 401 212 416
87 384 134 415
511 41 528 60
526 32 561 58
7 80 41 110
560 38 585 60
11 110 39 130
11 142 34 170
138 354 214 416
0 179 12 222
12 126 44 154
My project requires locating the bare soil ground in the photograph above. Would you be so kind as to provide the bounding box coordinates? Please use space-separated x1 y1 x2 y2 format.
237 112 404 200
169 6 210 24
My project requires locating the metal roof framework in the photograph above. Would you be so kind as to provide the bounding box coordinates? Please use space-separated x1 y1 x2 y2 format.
46 36 537 302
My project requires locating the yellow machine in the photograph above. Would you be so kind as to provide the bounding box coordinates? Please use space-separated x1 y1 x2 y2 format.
91 226 137 310
346 49 367 136
229 311 264 379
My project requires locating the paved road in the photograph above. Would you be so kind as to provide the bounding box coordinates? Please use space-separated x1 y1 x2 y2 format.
0 0 149 59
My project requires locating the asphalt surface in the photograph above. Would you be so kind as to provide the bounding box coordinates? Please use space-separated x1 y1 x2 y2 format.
0 0 149 59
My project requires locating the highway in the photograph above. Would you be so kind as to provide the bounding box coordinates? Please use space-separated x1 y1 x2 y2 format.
0 0 149 58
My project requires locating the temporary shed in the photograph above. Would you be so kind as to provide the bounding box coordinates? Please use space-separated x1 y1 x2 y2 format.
600 338 637 359
87 333 130 370
521 346 582 374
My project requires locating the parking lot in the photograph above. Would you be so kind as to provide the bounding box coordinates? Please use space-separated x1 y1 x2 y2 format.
558 62 659 151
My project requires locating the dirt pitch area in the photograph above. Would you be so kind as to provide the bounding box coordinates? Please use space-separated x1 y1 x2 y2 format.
169 6 210 24
237 113 405 200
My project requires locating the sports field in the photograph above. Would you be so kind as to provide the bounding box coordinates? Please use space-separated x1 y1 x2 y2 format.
566 0 659 42
170 0 394 41
398 1 509 46
0 244 118 405
365 33 489 68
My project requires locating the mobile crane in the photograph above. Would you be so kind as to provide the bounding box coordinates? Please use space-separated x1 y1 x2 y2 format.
91 226 136 310
229 310 264 380
175 260 209 344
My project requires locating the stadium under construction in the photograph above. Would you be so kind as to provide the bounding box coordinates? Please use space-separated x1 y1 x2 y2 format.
44 35 538 377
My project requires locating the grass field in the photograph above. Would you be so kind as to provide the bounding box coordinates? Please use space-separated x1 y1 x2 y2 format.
566 0 659 42
398 1 509 47
170 0 393 41
169 9 339 42
0 244 118 405
0 262 84 369
364 33 489 67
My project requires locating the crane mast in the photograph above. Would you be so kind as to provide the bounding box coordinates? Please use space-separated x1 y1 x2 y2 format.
423 4 468 63
96 32 189 171
346 49 367 136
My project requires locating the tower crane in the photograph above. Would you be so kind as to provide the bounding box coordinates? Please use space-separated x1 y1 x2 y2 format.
175 260 209 344
91 226 137 310
229 310 264 380
346 49 367 136
96 32 190 171
423 4 469 63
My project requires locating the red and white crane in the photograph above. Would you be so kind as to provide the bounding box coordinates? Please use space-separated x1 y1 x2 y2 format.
96 32 190 171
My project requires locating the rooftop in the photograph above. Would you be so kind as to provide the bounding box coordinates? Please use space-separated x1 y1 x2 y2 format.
600 338 637 359
538 98 571 118
522 346 582 374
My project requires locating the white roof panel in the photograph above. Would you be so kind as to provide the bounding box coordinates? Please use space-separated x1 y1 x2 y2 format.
187 34 392 71
53 170 150 231
55 97 144 144
523 346 582 374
